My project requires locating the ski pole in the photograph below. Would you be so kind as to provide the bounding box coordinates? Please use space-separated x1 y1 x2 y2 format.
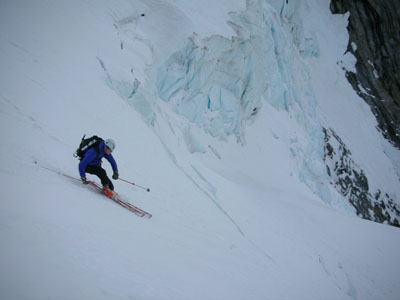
119 177 150 192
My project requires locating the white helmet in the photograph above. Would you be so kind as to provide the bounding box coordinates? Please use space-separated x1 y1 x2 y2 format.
104 138 116 151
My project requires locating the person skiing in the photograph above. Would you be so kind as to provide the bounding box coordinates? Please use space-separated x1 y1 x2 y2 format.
79 138 119 197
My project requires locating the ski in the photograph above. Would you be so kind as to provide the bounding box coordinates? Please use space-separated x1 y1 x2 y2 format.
37 163 152 218
88 181 152 218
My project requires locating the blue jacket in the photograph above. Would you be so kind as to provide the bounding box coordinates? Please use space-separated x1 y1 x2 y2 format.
79 140 118 178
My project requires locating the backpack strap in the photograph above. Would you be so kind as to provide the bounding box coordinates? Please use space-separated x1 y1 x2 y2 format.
94 140 103 160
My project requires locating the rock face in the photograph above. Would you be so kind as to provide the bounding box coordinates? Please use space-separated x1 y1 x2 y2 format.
323 128 400 227
330 0 400 149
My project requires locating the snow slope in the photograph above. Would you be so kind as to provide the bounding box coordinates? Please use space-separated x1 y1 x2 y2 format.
1 0 399 299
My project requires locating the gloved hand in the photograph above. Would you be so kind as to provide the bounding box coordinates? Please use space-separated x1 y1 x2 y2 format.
112 172 119 180
81 177 89 184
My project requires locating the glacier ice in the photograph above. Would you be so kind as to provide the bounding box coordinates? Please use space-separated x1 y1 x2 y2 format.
107 0 359 209
156 0 321 139
155 0 338 204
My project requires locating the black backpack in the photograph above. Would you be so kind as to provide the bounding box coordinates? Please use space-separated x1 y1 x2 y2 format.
74 135 103 160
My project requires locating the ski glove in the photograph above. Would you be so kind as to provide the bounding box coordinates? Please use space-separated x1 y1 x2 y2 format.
112 172 119 180
81 177 89 184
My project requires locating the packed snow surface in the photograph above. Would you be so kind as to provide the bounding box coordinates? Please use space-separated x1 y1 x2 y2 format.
0 0 399 299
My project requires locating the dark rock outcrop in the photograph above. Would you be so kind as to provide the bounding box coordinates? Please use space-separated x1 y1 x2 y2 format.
323 127 400 227
330 0 400 148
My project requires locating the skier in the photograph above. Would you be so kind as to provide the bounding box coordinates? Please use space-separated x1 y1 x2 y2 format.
79 138 119 197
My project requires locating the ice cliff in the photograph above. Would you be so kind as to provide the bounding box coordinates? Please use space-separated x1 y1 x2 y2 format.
154 0 337 204
157 1 319 140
